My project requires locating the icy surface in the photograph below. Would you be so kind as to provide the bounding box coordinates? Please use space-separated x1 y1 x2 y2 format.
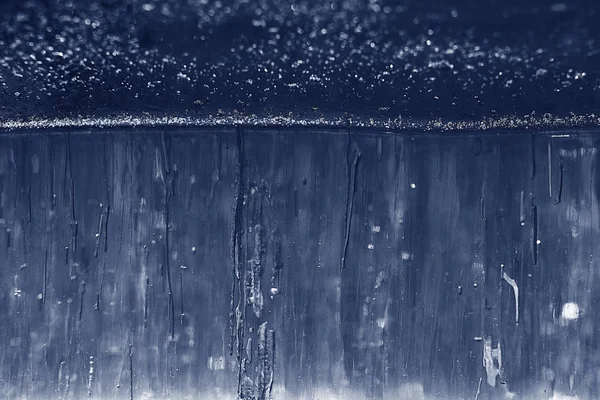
0 0 600 129
0 128 599 398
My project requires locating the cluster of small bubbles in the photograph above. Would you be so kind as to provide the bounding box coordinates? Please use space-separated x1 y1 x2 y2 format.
2 112 600 132
0 0 598 126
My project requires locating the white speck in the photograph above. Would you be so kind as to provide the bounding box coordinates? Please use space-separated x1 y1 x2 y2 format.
372 225 381 233
401 252 411 260
367 244 374 250
410 183 416 189
142 3 155 12
536 239 542 245
270 287 279 295
561 302 579 320
37 293 43 300
571 227 579 238
192 246 196 253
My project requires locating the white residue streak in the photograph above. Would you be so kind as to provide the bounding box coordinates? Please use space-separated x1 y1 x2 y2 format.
250 224 264 318
207 356 225 371
87 356 94 397
502 270 519 324
474 377 482 400
551 394 580 400
483 337 502 388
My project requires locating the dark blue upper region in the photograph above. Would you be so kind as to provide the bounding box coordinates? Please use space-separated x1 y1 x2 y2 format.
0 0 599 129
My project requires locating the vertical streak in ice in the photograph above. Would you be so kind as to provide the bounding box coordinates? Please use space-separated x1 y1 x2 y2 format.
501 267 519 324
161 133 175 340
480 198 485 222
180 272 184 326
483 337 502 387
341 134 360 270
49 136 56 209
245 337 253 364
58 360 67 400
129 344 134 400
230 127 246 359
268 329 275 399
78 280 86 322
64 297 72 398
94 213 104 258
258 322 267 399
165 191 175 339
532 197 538 265
548 141 552 198
250 224 264 318
95 260 105 311
103 135 111 253
71 222 78 256
257 322 274 400
42 250 47 306
270 236 282 296
144 276 149 328
87 356 94 397
555 161 563 204
27 186 31 222
519 190 525 223
65 134 78 253
230 127 250 399
161 131 170 174
531 133 536 180
104 204 110 253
